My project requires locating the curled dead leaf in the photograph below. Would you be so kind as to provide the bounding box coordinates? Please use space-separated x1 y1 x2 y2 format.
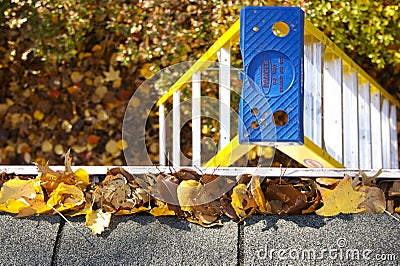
150 200 175 217
249 175 267 213
92 173 131 212
388 181 400 197
265 180 308 214
186 217 223 227
357 186 385 214
231 183 257 220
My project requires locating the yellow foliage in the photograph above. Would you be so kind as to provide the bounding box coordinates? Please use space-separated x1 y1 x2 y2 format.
177 180 202 212
316 174 366 216
186 217 223 227
38 183 84 213
85 209 112 235
231 183 257 219
250 175 267 213
0 177 43 213
115 206 150 216
140 63 156 79
74 168 90 190
150 202 175 217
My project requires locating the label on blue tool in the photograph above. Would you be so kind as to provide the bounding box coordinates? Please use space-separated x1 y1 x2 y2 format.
238 6 304 145
249 51 295 96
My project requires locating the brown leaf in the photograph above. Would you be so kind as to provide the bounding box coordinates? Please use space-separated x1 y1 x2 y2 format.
154 173 179 205
173 168 200 181
284 196 308 214
108 167 135 183
220 195 239 221
35 162 61 179
196 176 235 205
357 186 385 214
236 174 252 184
14 206 37 218
264 179 309 214
360 169 381 187
192 200 222 225
200 174 219 184
388 181 400 197
302 192 322 214
93 173 131 212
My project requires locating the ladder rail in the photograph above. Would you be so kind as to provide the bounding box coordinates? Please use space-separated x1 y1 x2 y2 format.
390 105 399 168
343 63 359 168
218 44 231 151
192 71 202 167
2 165 400 179
371 89 383 169
358 80 372 169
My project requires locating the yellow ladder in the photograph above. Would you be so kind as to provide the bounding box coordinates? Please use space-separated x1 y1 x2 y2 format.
156 17 399 169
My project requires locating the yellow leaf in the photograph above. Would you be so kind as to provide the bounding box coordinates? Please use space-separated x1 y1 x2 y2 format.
0 178 43 213
91 44 102 52
250 175 267 213
70 71 84 83
177 180 201 212
39 183 84 213
140 63 156 79
0 199 29 213
103 66 120 82
150 202 175 216
117 139 128 151
316 174 366 216
112 79 121 89
74 168 89 190
105 139 119 154
263 146 274 159
231 183 257 219
33 110 44 121
316 178 340 186
95 86 108 99
115 206 150 216
85 209 112 235
184 43 192 52
247 149 257 161
41 140 53 153
186 217 223 227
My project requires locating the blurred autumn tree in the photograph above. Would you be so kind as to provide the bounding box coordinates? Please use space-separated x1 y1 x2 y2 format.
0 0 399 165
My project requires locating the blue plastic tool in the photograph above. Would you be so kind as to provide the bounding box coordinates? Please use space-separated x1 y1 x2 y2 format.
238 6 304 145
